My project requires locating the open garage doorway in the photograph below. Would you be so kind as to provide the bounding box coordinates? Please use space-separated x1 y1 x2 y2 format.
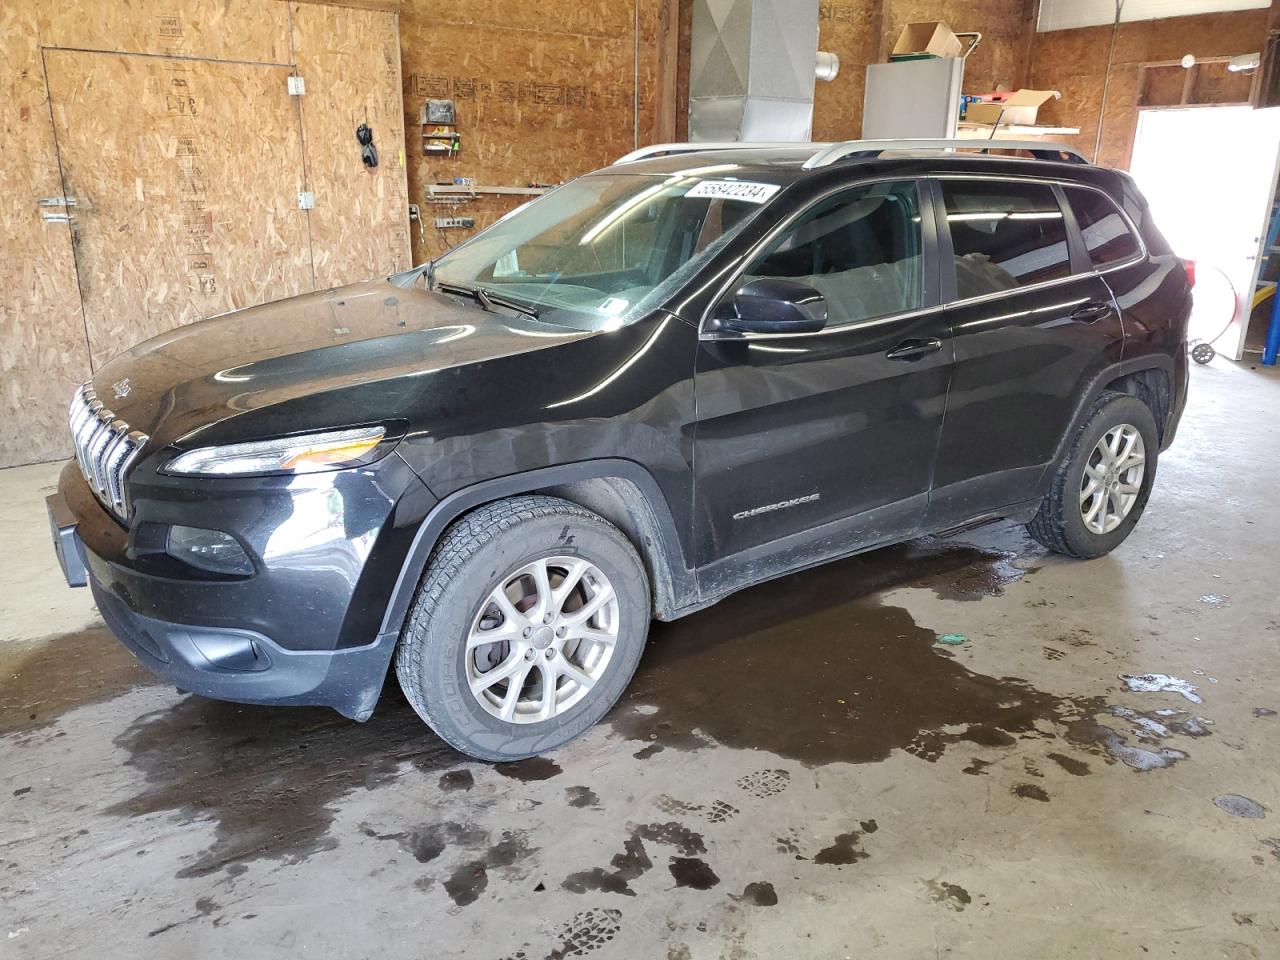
1129 104 1280 360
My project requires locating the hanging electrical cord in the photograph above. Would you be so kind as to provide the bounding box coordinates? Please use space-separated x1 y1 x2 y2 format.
1094 0 1125 162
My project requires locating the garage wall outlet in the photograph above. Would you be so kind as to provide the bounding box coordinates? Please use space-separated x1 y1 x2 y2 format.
435 216 475 228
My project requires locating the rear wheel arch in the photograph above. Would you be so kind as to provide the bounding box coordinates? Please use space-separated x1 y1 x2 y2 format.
1048 357 1174 476
378 460 695 639
1102 367 1172 445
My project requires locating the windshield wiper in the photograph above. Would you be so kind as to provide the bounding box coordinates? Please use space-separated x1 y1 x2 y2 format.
438 282 539 319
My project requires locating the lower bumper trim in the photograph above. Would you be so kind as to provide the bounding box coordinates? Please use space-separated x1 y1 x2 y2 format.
91 580 396 721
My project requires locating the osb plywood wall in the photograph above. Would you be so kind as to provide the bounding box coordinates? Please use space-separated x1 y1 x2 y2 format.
0 0 88 466
1029 8 1270 167
1 0 410 468
398 0 666 262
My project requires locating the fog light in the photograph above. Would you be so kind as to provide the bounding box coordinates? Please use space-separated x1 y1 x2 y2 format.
167 525 253 576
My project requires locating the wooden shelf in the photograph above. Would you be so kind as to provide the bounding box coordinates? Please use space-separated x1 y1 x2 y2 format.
957 122 1081 139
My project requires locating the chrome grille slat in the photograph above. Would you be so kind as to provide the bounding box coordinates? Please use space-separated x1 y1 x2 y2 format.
67 383 149 523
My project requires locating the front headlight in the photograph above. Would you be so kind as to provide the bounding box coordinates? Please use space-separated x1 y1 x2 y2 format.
163 426 388 477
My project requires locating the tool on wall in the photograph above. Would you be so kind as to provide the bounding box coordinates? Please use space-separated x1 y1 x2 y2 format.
356 123 378 168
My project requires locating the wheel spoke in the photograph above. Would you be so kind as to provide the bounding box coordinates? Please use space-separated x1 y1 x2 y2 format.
1108 489 1124 525
557 658 596 691
1084 494 1104 526
498 661 534 721
1106 428 1123 460
1118 453 1144 472
467 618 522 650
1080 477 1100 503
537 661 557 721
1116 481 1141 496
550 559 590 617
1117 428 1139 465
529 559 553 620
561 583 615 627
571 625 618 646
489 587 530 630
470 650 527 693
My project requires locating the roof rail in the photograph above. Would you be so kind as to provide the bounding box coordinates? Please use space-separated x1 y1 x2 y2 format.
803 139 1087 169
614 138 1088 169
614 142 831 165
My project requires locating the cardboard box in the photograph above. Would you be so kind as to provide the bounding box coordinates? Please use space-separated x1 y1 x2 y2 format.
966 89 1061 126
891 21 963 61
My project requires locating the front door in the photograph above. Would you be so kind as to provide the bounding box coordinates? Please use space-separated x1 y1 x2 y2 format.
926 176 1126 526
693 178 951 595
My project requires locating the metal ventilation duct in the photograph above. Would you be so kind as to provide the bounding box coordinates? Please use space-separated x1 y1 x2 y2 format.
688 0 826 143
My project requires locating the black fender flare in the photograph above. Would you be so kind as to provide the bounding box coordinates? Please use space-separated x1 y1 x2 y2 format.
1040 354 1176 489
377 458 696 639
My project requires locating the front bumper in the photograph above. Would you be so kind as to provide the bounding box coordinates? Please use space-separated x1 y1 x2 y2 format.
47 452 433 720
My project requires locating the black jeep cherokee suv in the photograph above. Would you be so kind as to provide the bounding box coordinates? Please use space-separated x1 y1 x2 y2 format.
49 139 1191 760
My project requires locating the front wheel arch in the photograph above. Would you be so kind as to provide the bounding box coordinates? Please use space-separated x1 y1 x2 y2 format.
377 459 696 641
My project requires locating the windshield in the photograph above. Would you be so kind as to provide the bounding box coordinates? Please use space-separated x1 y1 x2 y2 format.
429 170 779 330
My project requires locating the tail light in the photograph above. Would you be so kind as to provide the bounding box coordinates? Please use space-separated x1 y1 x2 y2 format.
1184 259 1196 289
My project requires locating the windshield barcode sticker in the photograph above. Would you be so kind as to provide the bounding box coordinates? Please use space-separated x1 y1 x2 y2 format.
686 180 780 204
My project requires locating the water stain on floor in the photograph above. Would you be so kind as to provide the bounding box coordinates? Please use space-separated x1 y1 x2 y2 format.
925 879 973 911
614 538 1099 767
107 689 465 878
0 625 151 737
733 881 778 906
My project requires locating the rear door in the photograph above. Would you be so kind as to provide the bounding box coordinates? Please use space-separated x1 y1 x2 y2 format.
926 176 1124 528
692 178 951 592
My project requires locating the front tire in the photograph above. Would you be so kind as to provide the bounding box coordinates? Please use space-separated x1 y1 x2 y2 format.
1027 391 1159 559
395 495 650 761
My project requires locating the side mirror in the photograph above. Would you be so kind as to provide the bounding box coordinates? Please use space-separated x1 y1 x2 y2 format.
726 278 827 334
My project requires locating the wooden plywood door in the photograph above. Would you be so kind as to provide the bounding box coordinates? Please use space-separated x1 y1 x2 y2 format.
291 2 411 288
43 49 315 367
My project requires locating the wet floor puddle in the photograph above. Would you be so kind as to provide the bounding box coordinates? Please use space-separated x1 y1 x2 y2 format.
0 529 1217 888
613 537 1087 766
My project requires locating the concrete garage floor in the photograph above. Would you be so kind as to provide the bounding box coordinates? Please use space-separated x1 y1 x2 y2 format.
2 361 1279 960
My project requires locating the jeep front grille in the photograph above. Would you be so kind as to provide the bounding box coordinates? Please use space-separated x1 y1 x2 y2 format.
68 383 149 523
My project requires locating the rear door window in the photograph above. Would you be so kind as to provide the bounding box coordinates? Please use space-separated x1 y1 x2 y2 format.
939 179 1072 299
1064 186 1142 269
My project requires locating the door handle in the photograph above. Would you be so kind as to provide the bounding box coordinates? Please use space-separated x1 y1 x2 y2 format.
885 337 943 361
1070 301 1112 323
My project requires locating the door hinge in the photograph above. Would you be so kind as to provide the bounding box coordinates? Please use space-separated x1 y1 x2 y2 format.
298 191 315 210
287 75 305 96
38 196 76 223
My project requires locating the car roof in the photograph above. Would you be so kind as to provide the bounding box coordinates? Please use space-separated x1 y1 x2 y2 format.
592 143 1129 196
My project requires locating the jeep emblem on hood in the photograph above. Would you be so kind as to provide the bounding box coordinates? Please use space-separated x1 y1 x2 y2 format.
112 378 131 400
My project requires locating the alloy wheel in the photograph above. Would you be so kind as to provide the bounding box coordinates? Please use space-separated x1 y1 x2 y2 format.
465 556 619 724
1080 423 1146 535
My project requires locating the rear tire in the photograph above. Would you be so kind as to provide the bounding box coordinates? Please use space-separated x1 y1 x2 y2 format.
1027 391 1158 559
395 495 650 761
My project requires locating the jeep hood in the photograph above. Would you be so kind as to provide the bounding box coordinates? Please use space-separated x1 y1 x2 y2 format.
90 279 591 450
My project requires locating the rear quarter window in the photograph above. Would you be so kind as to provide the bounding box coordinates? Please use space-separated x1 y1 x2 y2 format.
1065 186 1142 269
